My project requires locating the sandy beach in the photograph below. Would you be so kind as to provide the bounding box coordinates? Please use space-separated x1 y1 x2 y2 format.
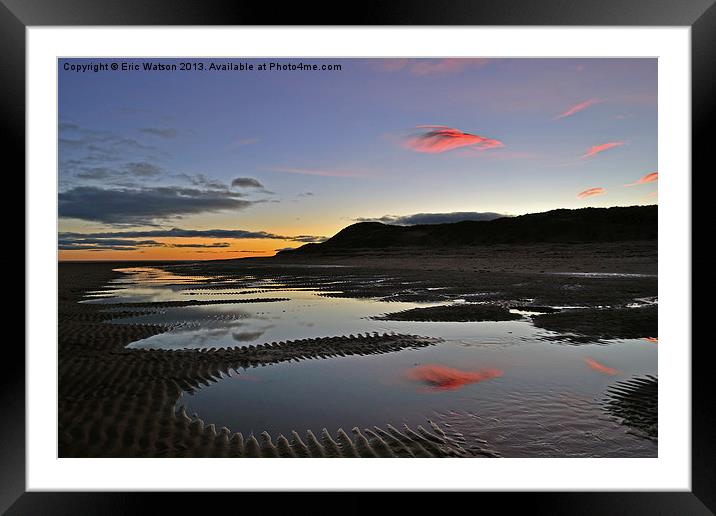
59 241 657 458
59 263 484 457
256 241 657 274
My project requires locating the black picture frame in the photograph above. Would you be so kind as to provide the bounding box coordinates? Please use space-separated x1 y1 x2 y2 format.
5 0 711 513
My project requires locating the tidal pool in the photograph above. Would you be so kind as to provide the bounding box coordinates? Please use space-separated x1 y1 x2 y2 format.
85 266 658 457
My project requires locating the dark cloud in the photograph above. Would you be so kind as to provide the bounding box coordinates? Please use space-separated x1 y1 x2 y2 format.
60 127 156 157
140 127 178 138
290 235 328 243
58 236 232 251
58 244 139 251
58 186 253 225
112 137 155 151
59 227 327 243
175 173 229 190
59 237 163 247
75 167 114 180
355 212 508 225
231 177 264 189
58 138 87 149
58 238 163 251
59 121 80 132
59 124 165 188
125 162 162 177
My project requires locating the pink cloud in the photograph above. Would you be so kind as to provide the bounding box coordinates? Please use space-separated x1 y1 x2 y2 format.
405 126 503 154
405 364 503 392
377 58 489 75
625 171 658 186
577 187 606 199
584 358 619 376
581 141 625 158
554 98 601 120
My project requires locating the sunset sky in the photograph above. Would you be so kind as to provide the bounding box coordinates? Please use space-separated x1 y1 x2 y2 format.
59 58 657 261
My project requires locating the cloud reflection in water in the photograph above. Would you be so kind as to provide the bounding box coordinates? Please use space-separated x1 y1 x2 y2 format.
406 364 503 392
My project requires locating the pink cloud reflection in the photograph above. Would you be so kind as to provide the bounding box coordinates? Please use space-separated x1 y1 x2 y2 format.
405 364 503 392
584 358 619 376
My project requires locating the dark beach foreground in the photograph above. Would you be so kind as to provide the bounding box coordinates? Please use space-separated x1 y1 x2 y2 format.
58 241 657 458
59 263 476 457
246 240 658 275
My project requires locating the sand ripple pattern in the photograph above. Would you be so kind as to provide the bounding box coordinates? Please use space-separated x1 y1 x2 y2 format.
60 264 490 457
602 375 657 440
59 263 657 458
112 298 290 308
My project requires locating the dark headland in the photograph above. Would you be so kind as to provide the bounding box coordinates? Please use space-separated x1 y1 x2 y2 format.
268 205 657 274
283 205 656 252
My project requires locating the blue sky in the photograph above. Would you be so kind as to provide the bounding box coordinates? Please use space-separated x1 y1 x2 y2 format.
58 58 657 259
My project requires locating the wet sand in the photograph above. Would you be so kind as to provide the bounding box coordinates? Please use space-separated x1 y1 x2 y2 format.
533 305 658 341
59 263 483 457
111 298 290 308
603 375 658 440
264 241 657 275
59 242 657 457
375 304 523 322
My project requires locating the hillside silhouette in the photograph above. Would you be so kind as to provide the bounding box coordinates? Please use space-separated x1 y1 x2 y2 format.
280 206 657 255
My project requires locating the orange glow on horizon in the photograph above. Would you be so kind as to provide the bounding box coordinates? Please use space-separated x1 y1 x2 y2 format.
58 237 290 261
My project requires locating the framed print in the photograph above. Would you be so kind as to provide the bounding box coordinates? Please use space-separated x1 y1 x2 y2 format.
5 0 712 513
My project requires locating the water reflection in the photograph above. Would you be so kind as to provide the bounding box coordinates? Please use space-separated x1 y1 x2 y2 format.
405 364 503 392
88 266 657 456
584 357 619 376
176 340 657 456
232 329 268 342
95 268 539 350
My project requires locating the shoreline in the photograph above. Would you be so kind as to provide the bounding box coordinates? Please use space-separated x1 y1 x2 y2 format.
59 240 657 275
